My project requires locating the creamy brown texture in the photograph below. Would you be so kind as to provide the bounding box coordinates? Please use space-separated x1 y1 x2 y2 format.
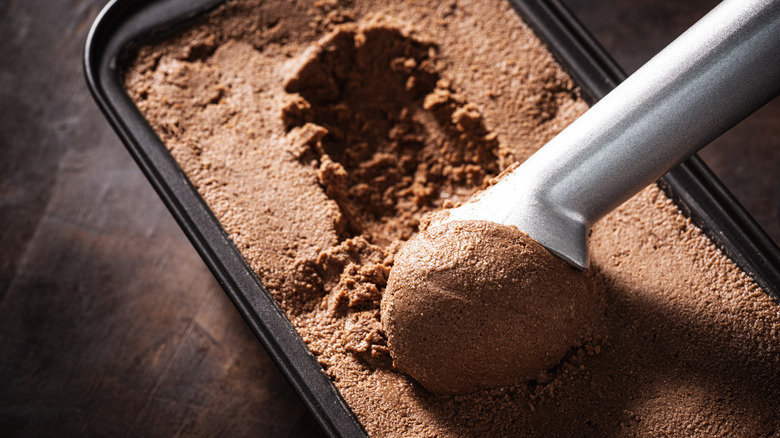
123 0 780 436
382 220 602 394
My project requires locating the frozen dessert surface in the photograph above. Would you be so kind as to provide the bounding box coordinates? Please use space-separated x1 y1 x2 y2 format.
382 220 602 394
122 0 780 436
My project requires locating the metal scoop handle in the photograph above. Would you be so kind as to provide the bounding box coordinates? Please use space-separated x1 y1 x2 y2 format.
443 0 780 269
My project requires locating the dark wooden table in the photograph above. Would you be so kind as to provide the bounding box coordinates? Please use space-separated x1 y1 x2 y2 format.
1 1 777 436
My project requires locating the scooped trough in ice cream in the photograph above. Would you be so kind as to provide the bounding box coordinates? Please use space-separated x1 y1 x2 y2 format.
381 220 603 394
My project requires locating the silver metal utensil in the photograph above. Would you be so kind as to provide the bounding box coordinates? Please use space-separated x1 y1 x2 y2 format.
438 0 780 269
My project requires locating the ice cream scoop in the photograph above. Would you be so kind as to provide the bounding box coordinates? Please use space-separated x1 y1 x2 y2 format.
381 220 602 394
438 0 780 269
382 0 780 395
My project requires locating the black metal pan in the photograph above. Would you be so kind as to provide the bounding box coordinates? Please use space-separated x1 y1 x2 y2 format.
84 1 780 436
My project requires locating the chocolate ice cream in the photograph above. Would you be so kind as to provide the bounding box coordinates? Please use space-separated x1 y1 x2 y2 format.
382 220 602 394
122 0 780 436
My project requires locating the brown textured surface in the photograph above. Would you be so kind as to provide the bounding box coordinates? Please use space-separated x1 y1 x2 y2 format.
1 0 779 437
119 0 780 436
0 1 322 436
382 220 602 394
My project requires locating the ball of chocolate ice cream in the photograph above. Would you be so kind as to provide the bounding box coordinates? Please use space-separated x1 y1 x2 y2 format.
381 220 601 394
